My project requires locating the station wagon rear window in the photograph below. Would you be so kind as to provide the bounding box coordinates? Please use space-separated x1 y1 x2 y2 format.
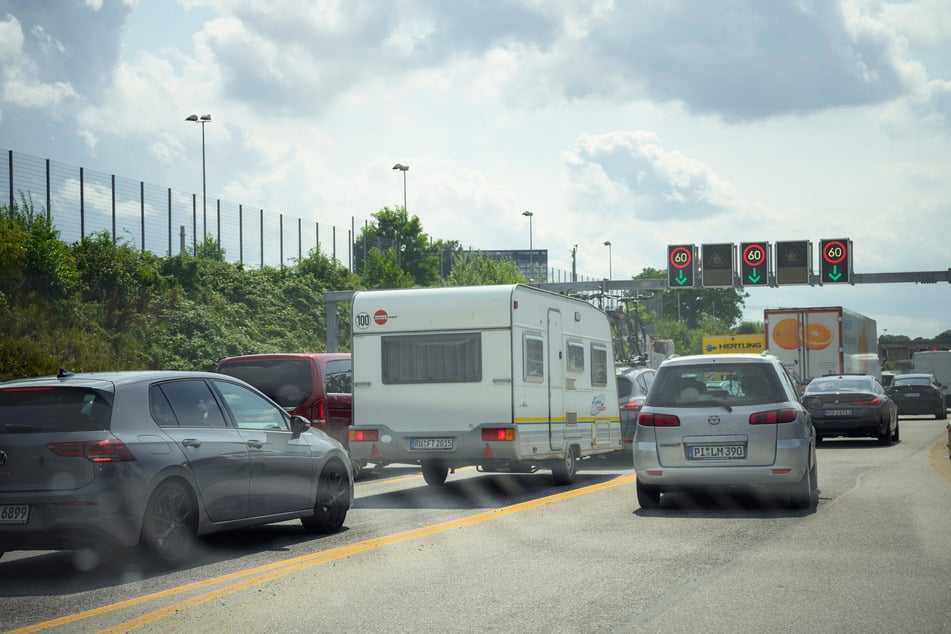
382 333 482 384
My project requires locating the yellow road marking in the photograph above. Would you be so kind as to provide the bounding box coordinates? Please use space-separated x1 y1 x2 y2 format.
9 474 636 633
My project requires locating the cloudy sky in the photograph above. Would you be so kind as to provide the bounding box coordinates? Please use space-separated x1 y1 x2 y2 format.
1 0 949 338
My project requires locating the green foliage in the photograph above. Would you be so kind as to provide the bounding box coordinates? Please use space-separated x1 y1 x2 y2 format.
361 247 415 289
445 252 527 286
0 194 79 298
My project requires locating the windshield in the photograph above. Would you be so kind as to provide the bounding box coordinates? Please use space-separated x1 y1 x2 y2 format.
647 363 783 407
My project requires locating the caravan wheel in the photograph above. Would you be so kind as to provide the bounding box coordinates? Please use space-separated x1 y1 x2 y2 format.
551 446 577 485
421 460 449 485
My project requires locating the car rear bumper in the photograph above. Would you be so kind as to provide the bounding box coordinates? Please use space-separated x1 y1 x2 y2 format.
812 417 885 437
895 401 943 415
633 438 811 487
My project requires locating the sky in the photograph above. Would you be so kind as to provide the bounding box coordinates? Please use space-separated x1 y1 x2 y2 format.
0 0 949 339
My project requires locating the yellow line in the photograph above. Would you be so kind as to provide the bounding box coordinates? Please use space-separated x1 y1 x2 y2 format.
9 474 636 633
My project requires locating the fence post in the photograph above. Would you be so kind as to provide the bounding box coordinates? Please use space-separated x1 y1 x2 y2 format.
259 208 264 269
111 174 116 240
80 167 85 239
140 181 145 253
239 204 243 265
192 194 197 256
46 159 51 221
167 187 172 256
279 213 284 270
7 150 12 208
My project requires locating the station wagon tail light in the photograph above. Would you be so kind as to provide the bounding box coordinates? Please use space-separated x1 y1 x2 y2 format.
47 440 135 462
621 398 643 411
482 428 515 441
749 408 799 425
349 429 378 442
638 412 680 427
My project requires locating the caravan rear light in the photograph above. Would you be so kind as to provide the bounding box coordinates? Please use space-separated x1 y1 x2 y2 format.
749 408 799 425
482 428 515 441
638 412 680 427
349 429 379 442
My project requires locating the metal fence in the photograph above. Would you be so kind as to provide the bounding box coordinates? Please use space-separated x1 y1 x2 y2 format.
2 149 359 270
2 148 593 281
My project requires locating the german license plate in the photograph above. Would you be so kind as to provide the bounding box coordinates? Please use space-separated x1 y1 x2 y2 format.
823 409 852 416
905 393 919 397
409 438 454 450
687 444 745 460
0 504 29 524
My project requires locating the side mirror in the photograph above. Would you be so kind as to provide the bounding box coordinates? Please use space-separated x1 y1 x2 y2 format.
290 415 310 435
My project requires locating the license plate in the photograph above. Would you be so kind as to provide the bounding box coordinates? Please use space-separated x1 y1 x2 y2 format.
0 504 30 524
823 409 852 416
686 444 745 460
409 438 454 450
904 393 919 397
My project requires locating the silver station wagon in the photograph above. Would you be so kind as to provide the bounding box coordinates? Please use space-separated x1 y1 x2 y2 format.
0 370 353 567
632 354 817 510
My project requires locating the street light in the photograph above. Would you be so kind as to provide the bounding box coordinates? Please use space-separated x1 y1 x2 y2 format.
522 210 534 281
392 163 409 213
603 240 612 279
185 113 212 238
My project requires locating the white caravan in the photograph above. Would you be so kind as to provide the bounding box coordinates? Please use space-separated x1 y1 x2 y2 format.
348 284 622 485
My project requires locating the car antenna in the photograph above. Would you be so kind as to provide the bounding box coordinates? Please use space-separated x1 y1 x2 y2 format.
57 368 75 379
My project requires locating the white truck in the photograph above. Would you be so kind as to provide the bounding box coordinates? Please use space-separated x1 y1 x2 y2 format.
348 284 622 485
764 306 879 383
911 350 951 406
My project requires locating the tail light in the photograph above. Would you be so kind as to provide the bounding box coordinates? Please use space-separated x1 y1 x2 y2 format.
349 429 379 442
638 412 680 427
852 398 881 406
749 408 799 425
48 440 135 462
620 398 643 411
482 428 515 441
311 399 327 426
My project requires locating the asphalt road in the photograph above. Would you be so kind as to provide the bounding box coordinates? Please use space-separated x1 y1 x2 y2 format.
2 417 950 633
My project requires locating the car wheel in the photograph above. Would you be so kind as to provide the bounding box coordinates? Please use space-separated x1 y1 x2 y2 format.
788 464 814 510
877 422 892 446
349 453 364 481
421 460 449 485
937 406 948 421
140 481 197 568
302 459 350 533
551 446 577 485
636 479 661 509
892 418 900 442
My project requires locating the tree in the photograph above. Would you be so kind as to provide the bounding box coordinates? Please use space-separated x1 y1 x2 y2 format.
445 252 527 286
352 207 440 286
361 247 415 289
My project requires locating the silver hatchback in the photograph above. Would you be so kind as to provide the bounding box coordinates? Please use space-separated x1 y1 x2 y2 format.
633 354 817 509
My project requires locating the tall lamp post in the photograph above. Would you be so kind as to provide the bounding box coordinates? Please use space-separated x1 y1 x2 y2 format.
392 163 409 213
392 163 409 268
185 114 212 238
603 240 612 279
522 210 533 281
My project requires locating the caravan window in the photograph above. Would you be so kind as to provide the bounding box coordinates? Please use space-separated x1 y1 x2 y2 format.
524 333 544 382
567 340 585 373
591 343 608 386
381 333 482 384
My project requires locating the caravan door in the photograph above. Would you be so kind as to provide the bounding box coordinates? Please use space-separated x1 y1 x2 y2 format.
548 308 565 451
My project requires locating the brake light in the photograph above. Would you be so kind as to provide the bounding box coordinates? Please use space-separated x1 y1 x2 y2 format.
311 399 327 426
852 398 880 406
482 428 515 441
349 429 379 442
47 440 135 462
749 408 799 425
620 398 642 411
638 412 680 427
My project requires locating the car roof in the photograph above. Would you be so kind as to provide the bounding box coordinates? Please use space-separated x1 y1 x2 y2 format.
659 353 781 367
218 352 351 363
893 373 933 379
0 370 232 389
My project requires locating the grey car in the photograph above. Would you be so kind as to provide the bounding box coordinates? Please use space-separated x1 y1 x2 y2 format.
632 354 817 510
0 370 353 567
617 367 656 447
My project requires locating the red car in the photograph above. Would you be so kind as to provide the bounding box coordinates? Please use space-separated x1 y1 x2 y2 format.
216 353 353 446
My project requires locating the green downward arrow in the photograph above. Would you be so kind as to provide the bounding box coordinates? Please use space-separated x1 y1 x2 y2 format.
748 267 761 284
675 270 687 285
828 265 842 281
